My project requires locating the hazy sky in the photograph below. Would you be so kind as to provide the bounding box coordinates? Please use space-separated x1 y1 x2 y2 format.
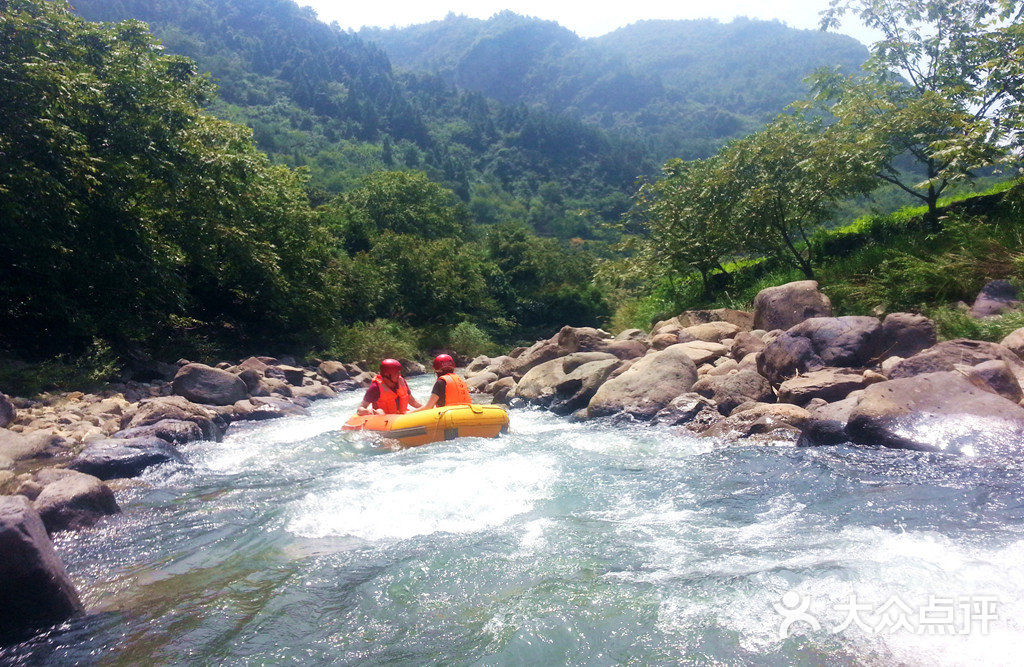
301 0 880 45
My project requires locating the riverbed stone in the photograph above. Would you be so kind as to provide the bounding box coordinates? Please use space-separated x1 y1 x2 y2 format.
699 402 812 439
652 393 717 426
845 371 1024 455
878 313 937 359
752 280 832 332
691 370 774 415
681 321 741 344
796 392 863 446
231 397 309 421
172 363 248 406
970 279 1020 318
0 495 83 644
69 436 182 480
121 396 225 442
113 419 204 444
32 469 120 534
587 344 699 420
290 383 336 401
467 371 499 393
515 352 622 415
489 377 516 405
317 361 349 383
777 369 870 406
955 360 1023 403
0 393 15 428
887 339 1024 388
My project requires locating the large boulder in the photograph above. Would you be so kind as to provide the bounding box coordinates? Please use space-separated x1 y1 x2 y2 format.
587 344 699 420
652 393 717 426
676 341 729 366
515 352 621 415
0 393 14 428
757 316 882 384
231 397 309 421
887 339 1024 388
680 308 754 331
681 321 741 344
317 361 350 383
120 395 225 442
969 279 1020 318
797 393 862 446
290 383 336 401
752 280 832 332
69 436 182 480
691 370 774 415
1000 327 1024 360
845 371 1024 455
956 360 1023 403
698 402 812 440
489 377 516 405
778 369 871 406
113 419 204 444
878 313 937 359
597 339 648 360
172 363 248 406
32 469 120 534
267 364 306 386
499 340 571 380
730 331 765 360
0 430 66 462
467 372 499 393
0 495 83 644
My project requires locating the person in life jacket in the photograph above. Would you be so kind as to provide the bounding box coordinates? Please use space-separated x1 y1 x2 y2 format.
357 358 423 415
411 353 471 411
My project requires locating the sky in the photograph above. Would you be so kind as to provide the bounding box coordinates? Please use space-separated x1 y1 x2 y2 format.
301 0 880 45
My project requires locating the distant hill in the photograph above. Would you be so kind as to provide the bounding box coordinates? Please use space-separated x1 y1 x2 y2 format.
362 13 869 158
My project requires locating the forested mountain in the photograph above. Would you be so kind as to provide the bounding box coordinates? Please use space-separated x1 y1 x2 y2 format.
72 0 647 239
361 13 869 158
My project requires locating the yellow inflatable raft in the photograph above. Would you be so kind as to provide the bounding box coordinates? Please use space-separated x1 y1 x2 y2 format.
342 404 510 447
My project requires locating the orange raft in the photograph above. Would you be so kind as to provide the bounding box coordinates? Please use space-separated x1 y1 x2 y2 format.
342 404 510 447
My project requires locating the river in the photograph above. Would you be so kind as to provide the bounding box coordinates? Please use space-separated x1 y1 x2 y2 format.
5 376 1024 665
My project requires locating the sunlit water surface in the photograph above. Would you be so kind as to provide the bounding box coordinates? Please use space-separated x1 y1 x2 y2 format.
6 377 1024 665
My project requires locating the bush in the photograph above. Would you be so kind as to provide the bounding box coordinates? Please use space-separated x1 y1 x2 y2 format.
0 339 121 397
445 322 497 358
325 320 421 364
928 306 1024 342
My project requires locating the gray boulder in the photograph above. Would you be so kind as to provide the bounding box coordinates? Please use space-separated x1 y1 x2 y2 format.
0 496 84 644
231 397 309 421
120 395 225 441
797 393 862 446
878 313 937 359
846 371 1024 455
730 331 765 360
752 280 832 332
268 364 307 386
956 360 1023 403
652 393 717 426
489 377 516 405
691 370 774 415
32 469 120 534
757 316 882 384
290 383 337 401
0 430 66 462
778 369 871 406
970 279 1020 318
467 371 499 393
682 321 741 343
887 339 1024 388
515 352 622 415
172 363 248 406
615 328 648 341
69 436 182 480
0 393 14 428
587 344 699 420
114 419 204 444
317 361 350 383
756 333 818 385
1000 327 1024 360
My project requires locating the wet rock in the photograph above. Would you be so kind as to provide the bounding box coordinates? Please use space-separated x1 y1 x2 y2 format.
317 361 349 382
32 469 120 533
490 377 516 405
845 371 1024 454
121 396 225 442
231 397 309 421
69 436 182 480
114 419 205 445
0 393 15 428
0 495 83 644
752 280 832 332
878 313 937 359
515 352 622 415
652 393 716 426
796 392 862 446
955 360 1023 403
172 363 248 406
691 370 774 415
699 403 811 439
467 372 499 393
777 369 870 406
290 383 336 401
587 344 699 420
887 339 1024 388
969 279 1020 318
237 368 263 394
681 321 741 343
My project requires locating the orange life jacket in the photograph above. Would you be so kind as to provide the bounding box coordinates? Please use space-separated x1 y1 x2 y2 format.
439 372 471 406
371 374 409 414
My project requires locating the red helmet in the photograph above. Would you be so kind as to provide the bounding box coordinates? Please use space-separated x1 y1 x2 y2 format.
380 358 402 380
432 354 455 373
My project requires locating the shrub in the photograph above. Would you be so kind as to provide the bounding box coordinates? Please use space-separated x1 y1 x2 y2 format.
445 322 497 358
928 306 1024 342
325 320 421 364
0 339 121 397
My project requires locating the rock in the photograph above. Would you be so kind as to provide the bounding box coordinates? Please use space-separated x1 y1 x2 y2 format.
777 369 870 406
489 377 516 405
597 339 648 360
0 430 66 462
84 396 128 417
756 333 817 385
651 332 681 350
681 321 741 343
289 383 336 401
699 403 812 439
1001 327 1024 360
756 316 882 384
969 279 1020 318
69 436 182 480
515 352 622 415
268 364 306 387
237 368 263 394
880 356 904 375
955 360 1023 403
652 393 717 426
680 308 755 331
707 359 740 376
238 357 270 374
0 496 83 644
172 363 248 406
121 396 224 442
231 397 309 421
467 372 499 393
466 356 492 374
552 326 612 352
692 370 774 415
587 344 699 420
0 393 15 428
676 341 729 366
398 359 427 376
113 419 205 445
650 316 683 336
32 470 120 533
797 393 862 446
503 340 571 380
730 331 765 360
888 339 1024 388
878 313 937 359
846 371 1024 454
615 328 648 341
752 280 832 332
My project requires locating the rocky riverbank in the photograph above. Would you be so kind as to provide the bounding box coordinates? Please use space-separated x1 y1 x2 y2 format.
467 279 1024 455
0 353 393 643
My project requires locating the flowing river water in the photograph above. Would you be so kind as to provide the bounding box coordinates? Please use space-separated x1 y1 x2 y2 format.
6 376 1024 665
